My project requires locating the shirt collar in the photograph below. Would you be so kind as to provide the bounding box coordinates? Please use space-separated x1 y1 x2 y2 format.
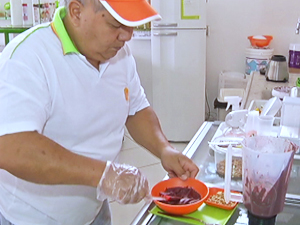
51 6 79 55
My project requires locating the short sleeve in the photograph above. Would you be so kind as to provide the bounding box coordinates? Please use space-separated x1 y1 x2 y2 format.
0 59 51 136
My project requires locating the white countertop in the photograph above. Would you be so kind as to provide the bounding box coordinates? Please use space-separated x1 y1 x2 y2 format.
244 72 299 109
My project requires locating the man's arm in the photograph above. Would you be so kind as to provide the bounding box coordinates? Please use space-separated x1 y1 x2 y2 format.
125 106 171 158
125 106 199 179
0 131 105 187
0 131 150 204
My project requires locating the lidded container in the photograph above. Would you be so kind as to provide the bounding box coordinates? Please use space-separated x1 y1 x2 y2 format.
32 0 41 25
245 35 274 75
245 48 274 75
209 110 248 183
211 136 244 181
288 43 300 74
21 0 33 26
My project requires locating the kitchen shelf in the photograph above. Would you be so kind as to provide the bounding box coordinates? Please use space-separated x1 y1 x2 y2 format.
0 25 31 45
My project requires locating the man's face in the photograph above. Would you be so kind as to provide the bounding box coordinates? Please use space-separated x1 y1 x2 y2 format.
74 1 134 65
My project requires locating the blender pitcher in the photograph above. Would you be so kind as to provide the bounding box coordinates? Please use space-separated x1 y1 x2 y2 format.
242 136 299 225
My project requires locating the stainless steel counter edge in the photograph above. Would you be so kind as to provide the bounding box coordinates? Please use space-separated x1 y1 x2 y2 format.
130 122 213 225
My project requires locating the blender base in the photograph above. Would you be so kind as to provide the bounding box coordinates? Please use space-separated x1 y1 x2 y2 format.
248 211 277 225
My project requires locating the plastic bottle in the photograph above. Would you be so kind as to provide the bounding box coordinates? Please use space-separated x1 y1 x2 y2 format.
40 0 50 23
223 109 248 137
48 0 56 21
288 17 300 74
10 0 23 26
244 110 259 135
297 77 300 87
4 2 11 19
21 0 33 26
224 96 242 111
32 0 40 25
224 93 247 137
288 43 300 74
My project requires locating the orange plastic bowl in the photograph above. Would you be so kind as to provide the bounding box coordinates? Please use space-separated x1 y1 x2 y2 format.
151 177 209 215
248 35 273 48
204 187 239 210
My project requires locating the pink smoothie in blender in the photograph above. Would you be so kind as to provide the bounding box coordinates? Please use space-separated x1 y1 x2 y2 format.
242 136 299 225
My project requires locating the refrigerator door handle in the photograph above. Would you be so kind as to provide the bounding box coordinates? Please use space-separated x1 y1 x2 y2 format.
153 32 178 36
153 23 178 28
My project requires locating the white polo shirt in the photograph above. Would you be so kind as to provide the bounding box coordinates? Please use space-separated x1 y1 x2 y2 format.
0 7 149 225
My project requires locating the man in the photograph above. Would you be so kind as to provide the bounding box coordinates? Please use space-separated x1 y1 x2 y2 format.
0 0 199 224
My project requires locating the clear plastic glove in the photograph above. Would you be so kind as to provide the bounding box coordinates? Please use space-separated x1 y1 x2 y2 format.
97 161 150 204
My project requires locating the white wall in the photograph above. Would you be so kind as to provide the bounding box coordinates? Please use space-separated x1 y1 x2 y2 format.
206 0 300 120
0 0 8 11
1 0 299 122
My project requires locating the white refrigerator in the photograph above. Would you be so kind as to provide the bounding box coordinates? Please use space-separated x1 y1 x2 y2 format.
150 0 207 141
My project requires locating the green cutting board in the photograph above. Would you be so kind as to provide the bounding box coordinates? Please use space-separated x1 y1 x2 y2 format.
150 203 237 225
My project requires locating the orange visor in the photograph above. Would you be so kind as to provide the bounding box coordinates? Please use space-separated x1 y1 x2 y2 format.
99 0 161 27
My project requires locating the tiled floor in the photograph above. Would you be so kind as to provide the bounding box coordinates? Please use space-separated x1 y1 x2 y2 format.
109 130 188 225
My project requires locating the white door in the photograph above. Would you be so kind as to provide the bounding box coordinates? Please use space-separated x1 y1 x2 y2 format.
151 0 206 29
151 29 206 141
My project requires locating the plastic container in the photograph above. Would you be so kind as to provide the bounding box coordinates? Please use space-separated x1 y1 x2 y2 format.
297 77 300 87
248 35 273 48
218 71 248 91
21 0 33 26
215 151 243 181
280 96 300 140
209 136 243 180
248 99 268 113
242 136 298 223
257 116 275 136
214 93 244 122
214 98 230 121
204 187 239 210
216 71 249 121
40 0 50 23
4 2 11 19
49 0 56 21
272 86 293 99
218 88 245 103
245 48 274 75
151 177 209 215
32 0 40 25
248 99 281 128
288 43 300 74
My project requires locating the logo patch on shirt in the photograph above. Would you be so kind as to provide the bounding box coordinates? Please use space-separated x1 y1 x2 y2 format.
124 87 129 101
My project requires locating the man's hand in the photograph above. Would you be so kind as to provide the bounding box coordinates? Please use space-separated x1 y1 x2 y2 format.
160 147 199 180
97 161 150 204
